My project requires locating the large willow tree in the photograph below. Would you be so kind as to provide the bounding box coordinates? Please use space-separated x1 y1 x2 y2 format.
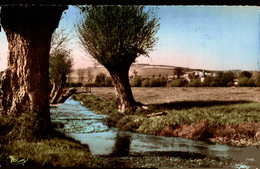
1 5 67 131
77 6 160 112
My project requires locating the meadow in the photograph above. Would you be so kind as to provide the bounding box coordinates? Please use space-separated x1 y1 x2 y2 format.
73 87 260 146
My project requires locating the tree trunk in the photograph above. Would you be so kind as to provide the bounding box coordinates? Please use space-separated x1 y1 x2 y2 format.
109 67 139 113
50 83 64 104
57 88 77 103
1 6 67 131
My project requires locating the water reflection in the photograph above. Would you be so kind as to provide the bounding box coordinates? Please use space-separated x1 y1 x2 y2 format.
52 98 260 167
110 131 131 157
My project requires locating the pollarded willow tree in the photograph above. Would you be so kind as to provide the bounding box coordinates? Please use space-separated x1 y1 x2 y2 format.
49 28 74 104
0 5 67 131
77 6 160 112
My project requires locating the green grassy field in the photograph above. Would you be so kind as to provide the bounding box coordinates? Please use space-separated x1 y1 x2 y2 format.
72 87 260 146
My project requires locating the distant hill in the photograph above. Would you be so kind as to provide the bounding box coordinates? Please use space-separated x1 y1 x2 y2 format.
68 63 251 83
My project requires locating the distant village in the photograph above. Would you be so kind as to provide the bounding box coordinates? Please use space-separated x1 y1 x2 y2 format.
0 64 259 87
65 64 260 87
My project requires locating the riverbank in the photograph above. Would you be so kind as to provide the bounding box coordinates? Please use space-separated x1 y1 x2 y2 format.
72 87 260 147
0 112 107 167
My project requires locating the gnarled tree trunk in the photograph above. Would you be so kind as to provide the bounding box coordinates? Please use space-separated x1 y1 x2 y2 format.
109 66 141 113
1 6 67 131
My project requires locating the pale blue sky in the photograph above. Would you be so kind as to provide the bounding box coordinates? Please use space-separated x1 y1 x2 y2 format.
0 6 259 71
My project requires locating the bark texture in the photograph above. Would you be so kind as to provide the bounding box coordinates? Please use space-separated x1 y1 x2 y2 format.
1 6 67 130
109 66 140 112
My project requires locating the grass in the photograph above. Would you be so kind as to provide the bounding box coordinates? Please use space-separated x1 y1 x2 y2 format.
72 88 260 145
0 110 107 167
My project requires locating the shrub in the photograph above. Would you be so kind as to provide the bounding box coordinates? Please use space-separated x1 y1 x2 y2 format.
239 71 252 79
227 81 233 87
247 78 255 87
171 79 184 87
105 77 114 87
189 79 201 87
141 79 150 87
210 81 218 87
100 82 106 87
255 75 260 87
131 76 142 87
202 76 214 87
238 77 249 87
220 71 235 87
213 71 234 87
150 78 166 87
84 82 97 87
95 73 106 85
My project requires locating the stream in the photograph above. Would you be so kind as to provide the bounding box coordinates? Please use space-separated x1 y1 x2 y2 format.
50 98 260 168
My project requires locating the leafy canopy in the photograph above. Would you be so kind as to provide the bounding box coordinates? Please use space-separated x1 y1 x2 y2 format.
77 6 160 71
49 50 73 84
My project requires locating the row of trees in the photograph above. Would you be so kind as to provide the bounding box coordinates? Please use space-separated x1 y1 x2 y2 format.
237 71 260 87
171 71 260 87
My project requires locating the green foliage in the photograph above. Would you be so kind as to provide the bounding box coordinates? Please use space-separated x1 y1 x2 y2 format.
131 76 142 87
49 51 73 84
150 78 166 87
105 77 114 87
219 71 234 87
171 79 184 87
201 76 214 87
72 94 118 116
255 75 260 87
247 78 255 87
0 117 105 167
238 77 250 87
174 67 184 78
141 79 150 87
77 6 160 71
210 81 218 87
239 71 252 79
94 73 113 87
208 71 234 87
95 73 106 85
65 82 83 87
189 79 201 87
73 93 260 138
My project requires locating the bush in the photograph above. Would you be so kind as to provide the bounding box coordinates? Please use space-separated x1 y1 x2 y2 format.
141 79 150 87
105 77 114 87
210 81 218 87
238 77 249 87
213 71 234 87
220 71 234 87
255 75 260 87
150 78 166 87
189 79 201 87
247 78 255 87
131 76 142 87
239 71 252 79
84 82 97 87
227 81 233 87
100 82 106 87
95 73 106 85
201 76 214 87
65 82 83 87
171 79 184 87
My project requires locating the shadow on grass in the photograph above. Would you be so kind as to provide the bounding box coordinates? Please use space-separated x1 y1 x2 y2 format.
150 100 253 110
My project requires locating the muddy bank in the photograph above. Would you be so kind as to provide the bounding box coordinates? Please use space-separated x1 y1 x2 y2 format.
160 120 260 147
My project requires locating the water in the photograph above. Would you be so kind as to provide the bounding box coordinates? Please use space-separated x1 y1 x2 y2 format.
50 98 260 167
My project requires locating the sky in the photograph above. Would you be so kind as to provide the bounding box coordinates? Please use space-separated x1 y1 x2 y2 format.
0 5 259 71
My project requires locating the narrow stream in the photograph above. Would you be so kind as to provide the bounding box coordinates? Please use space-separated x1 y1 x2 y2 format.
50 98 260 168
